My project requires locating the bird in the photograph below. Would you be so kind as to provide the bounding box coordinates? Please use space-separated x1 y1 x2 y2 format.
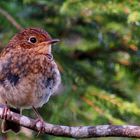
0 28 61 133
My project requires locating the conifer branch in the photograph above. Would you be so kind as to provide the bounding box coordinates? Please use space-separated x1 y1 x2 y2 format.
0 7 23 31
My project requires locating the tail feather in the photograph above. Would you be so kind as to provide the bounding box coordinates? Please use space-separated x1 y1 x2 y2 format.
1 108 21 133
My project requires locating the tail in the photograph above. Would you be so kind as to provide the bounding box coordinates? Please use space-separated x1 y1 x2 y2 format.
1 108 21 133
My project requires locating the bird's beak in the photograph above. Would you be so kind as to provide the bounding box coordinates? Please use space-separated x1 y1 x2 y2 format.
37 39 60 53
46 39 60 45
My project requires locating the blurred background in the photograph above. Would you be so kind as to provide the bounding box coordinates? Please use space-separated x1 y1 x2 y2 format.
0 0 140 140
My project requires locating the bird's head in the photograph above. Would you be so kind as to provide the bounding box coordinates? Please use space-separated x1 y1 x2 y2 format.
8 28 59 54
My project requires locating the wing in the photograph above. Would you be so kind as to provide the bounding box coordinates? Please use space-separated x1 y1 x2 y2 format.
0 52 20 86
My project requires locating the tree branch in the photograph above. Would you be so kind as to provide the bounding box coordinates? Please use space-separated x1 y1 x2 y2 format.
0 7 23 31
0 104 140 138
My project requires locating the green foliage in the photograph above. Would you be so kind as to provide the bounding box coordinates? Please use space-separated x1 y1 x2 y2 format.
0 0 140 140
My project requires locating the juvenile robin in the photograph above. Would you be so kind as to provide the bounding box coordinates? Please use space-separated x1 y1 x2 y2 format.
0 28 61 133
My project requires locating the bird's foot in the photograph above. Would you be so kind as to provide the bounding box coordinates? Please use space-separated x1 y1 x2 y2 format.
35 118 46 136
1 105 11 120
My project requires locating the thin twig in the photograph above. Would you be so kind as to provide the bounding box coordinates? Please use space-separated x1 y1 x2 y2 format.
0 7 23 31
0 104 140 138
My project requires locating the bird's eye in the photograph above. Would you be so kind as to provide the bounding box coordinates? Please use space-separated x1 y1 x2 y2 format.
29 37 37 43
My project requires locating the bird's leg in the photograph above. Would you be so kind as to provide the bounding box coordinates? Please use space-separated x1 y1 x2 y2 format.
32 106 42 119
32 106 46 135
1 101 11 120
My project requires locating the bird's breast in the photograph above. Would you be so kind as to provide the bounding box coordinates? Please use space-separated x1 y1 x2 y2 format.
0 52 61 108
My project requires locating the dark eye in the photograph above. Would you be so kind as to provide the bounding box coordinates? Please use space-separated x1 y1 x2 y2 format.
29 37 37 43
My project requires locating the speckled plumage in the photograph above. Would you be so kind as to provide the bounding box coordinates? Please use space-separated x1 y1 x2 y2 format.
0 28 61 109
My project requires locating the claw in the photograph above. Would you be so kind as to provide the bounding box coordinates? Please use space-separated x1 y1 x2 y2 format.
1 106 11 120
35 118 46 136
32 106 45 136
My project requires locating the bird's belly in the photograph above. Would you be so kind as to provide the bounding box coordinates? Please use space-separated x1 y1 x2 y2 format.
0 76 53 109
0 60 61 109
